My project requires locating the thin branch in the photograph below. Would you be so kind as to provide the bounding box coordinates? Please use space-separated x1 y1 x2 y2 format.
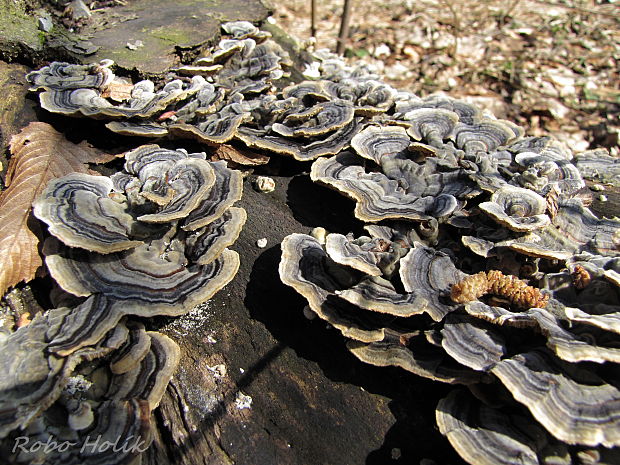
311 0 317 38
336 0 353 55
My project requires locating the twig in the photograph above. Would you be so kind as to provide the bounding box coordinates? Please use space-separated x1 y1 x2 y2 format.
336 0 353 55
311 0 317 38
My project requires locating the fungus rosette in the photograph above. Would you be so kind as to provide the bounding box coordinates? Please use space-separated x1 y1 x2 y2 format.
0 144 244 460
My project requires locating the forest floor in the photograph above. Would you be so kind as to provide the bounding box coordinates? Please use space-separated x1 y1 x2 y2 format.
273 0 619 155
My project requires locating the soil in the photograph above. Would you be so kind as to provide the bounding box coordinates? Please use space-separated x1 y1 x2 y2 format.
273 0 619 155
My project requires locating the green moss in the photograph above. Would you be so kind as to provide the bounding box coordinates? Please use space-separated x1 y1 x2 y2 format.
150 27 193 46
0 0 42 51
38 30 47 46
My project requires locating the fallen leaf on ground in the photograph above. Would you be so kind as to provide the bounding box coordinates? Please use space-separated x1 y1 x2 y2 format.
212 144 270 166
0 122 117 296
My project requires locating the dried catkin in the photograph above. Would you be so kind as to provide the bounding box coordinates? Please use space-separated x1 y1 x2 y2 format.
450 270 549 309
450 271 488 303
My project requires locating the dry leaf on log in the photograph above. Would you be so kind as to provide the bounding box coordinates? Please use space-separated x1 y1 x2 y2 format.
212 144 269 166
0 122 117 296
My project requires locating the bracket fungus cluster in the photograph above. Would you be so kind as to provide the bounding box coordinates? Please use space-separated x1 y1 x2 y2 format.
276 35 620 465
17 19 620 465
1 144 244 463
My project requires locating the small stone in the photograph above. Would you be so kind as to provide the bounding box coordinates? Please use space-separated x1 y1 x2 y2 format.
68 0 91 20
38 15 53 33
256 238 268 248
254 176 275 192
591 184 605 192
598 194 608 202
126 40 144 51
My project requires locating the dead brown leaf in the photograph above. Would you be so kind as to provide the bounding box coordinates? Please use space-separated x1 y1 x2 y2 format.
0 122 117 296
212 144 270 166
101 80 134 102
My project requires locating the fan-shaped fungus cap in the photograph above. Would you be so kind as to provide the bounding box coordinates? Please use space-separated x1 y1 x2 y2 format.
185 206 247 265
347 330 483 384
109 322 151 375
236 117 362 161
454 120 521 154
26 60 114 91
404 108 459 147
437 389 550 465
182 160 244 230
33 173 142 254
440 314 507 371
39 76 206 119
105 332 180 409
479 185 550 232
0 309 128 438
136 158 215 223
324 233 387 276
44 238 240 317
491 350 620 447
105 121 169 137
222 21 272 41
311 152 437 222
398 244 466 321
279 233 394 342
350 125 411 164
271 100 355 138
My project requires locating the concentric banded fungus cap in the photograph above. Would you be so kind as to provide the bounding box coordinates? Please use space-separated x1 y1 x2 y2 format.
109 322 151 375
440 314 507 371
324 233 391 276
39 76 205 119
454 120 522 154
347 330 482 384
437 389 552 465
65 399 153 465
338 275 439 317
479 185 550 232
0 309 128 438
279 233 394 342
44 238 240 317
350 80 397 115
311 152 437 222
491 350 620 447
222 21 272 41
105 332 180 409
26 60 114 91
185 206 247 265
574 149 620 187
404 108 459 146
136 158 215 223
236 117 362 161
105 121 169 137
46 294 128 357
169 100 252 145
271 99 355 138
182 160 243 230
33 173 142 254
350 125 411 164
398 244 466 321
